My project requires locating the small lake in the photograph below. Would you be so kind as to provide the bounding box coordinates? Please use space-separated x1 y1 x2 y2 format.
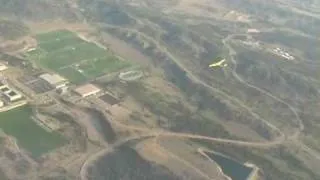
204 151 253 180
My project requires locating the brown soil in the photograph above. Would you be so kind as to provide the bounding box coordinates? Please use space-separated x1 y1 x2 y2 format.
222 121 267 142
137 137 226 180
99 31 151 65
25 20 92 34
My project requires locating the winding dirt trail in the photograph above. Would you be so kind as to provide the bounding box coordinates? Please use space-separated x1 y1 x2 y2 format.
222 32 320 163
77 4 317 178
99 23 286 139
79 134 156 180
90 101 285 148
222 32 305 138
78 27 320 178
79 101 284 180
78 32 286 180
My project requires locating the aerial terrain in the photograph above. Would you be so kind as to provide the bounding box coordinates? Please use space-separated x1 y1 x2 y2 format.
0 0 319 179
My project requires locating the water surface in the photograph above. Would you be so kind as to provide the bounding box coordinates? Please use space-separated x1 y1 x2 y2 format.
205 151 253 180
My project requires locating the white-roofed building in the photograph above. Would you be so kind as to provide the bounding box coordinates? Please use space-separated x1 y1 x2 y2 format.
74 84 101 98
0 82 6 89
0 63 8 71
247 29 260 33
4 90 22 102
39 73 68 89
0 85 11 93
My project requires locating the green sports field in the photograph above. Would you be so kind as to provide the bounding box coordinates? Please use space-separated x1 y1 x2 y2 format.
0 105 67 157
26 30 130 84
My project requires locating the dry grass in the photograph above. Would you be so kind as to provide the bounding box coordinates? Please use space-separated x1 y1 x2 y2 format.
162 0 226 17
25 20 92 34
136 138 170 163
114 97 160 128
100 31 151 65
144 76 182 98
155 137 227 180
222 121 267 142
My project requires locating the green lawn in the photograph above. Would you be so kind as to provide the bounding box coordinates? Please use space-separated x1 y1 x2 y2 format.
78 56 131 78
27 30 131 84
38 36 85 52
58 68 88 84
0 105 67 157
35 30 76 43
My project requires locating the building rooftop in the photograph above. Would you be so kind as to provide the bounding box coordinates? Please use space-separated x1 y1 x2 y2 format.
0 82 7 88
4 89 22 101
39 73 68 87
0 63 8 71
0 86 10 93
74 84 101 97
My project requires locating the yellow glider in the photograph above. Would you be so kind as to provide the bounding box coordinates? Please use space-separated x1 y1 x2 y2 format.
209 59 227 67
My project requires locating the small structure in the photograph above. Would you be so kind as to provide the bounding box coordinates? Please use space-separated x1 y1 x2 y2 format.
0 85 11 93
39 73 68 89
119 71 143 81
27 48 36 52
74 84 101 98
4 90 22 102
0 82 7 89
0 100 4 108
57 86 68 95
247 29 260 33
0 86 10 93
272 48 295 60
0 63 8 71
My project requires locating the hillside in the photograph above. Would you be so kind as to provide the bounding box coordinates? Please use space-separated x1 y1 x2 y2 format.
0 1 319 180
0 0 78 21
0 19 29 40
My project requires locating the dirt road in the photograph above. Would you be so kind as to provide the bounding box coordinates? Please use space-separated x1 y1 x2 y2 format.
76 5 315 179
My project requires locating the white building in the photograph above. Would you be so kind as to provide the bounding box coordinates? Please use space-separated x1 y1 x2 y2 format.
4 90 22 102
247 29 260 33
74 84 101 98
0 63 8 71
0 100 4 108
39 73 68 89
0 85 11 93
0 82 6 89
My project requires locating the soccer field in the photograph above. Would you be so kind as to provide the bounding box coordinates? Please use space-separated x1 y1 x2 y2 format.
0 105 66 157
26 30 130 84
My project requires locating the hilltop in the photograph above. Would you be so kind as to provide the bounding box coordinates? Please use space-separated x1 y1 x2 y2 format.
0 1 319 180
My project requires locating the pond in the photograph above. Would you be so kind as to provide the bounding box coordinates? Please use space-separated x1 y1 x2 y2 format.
204 151 253 180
